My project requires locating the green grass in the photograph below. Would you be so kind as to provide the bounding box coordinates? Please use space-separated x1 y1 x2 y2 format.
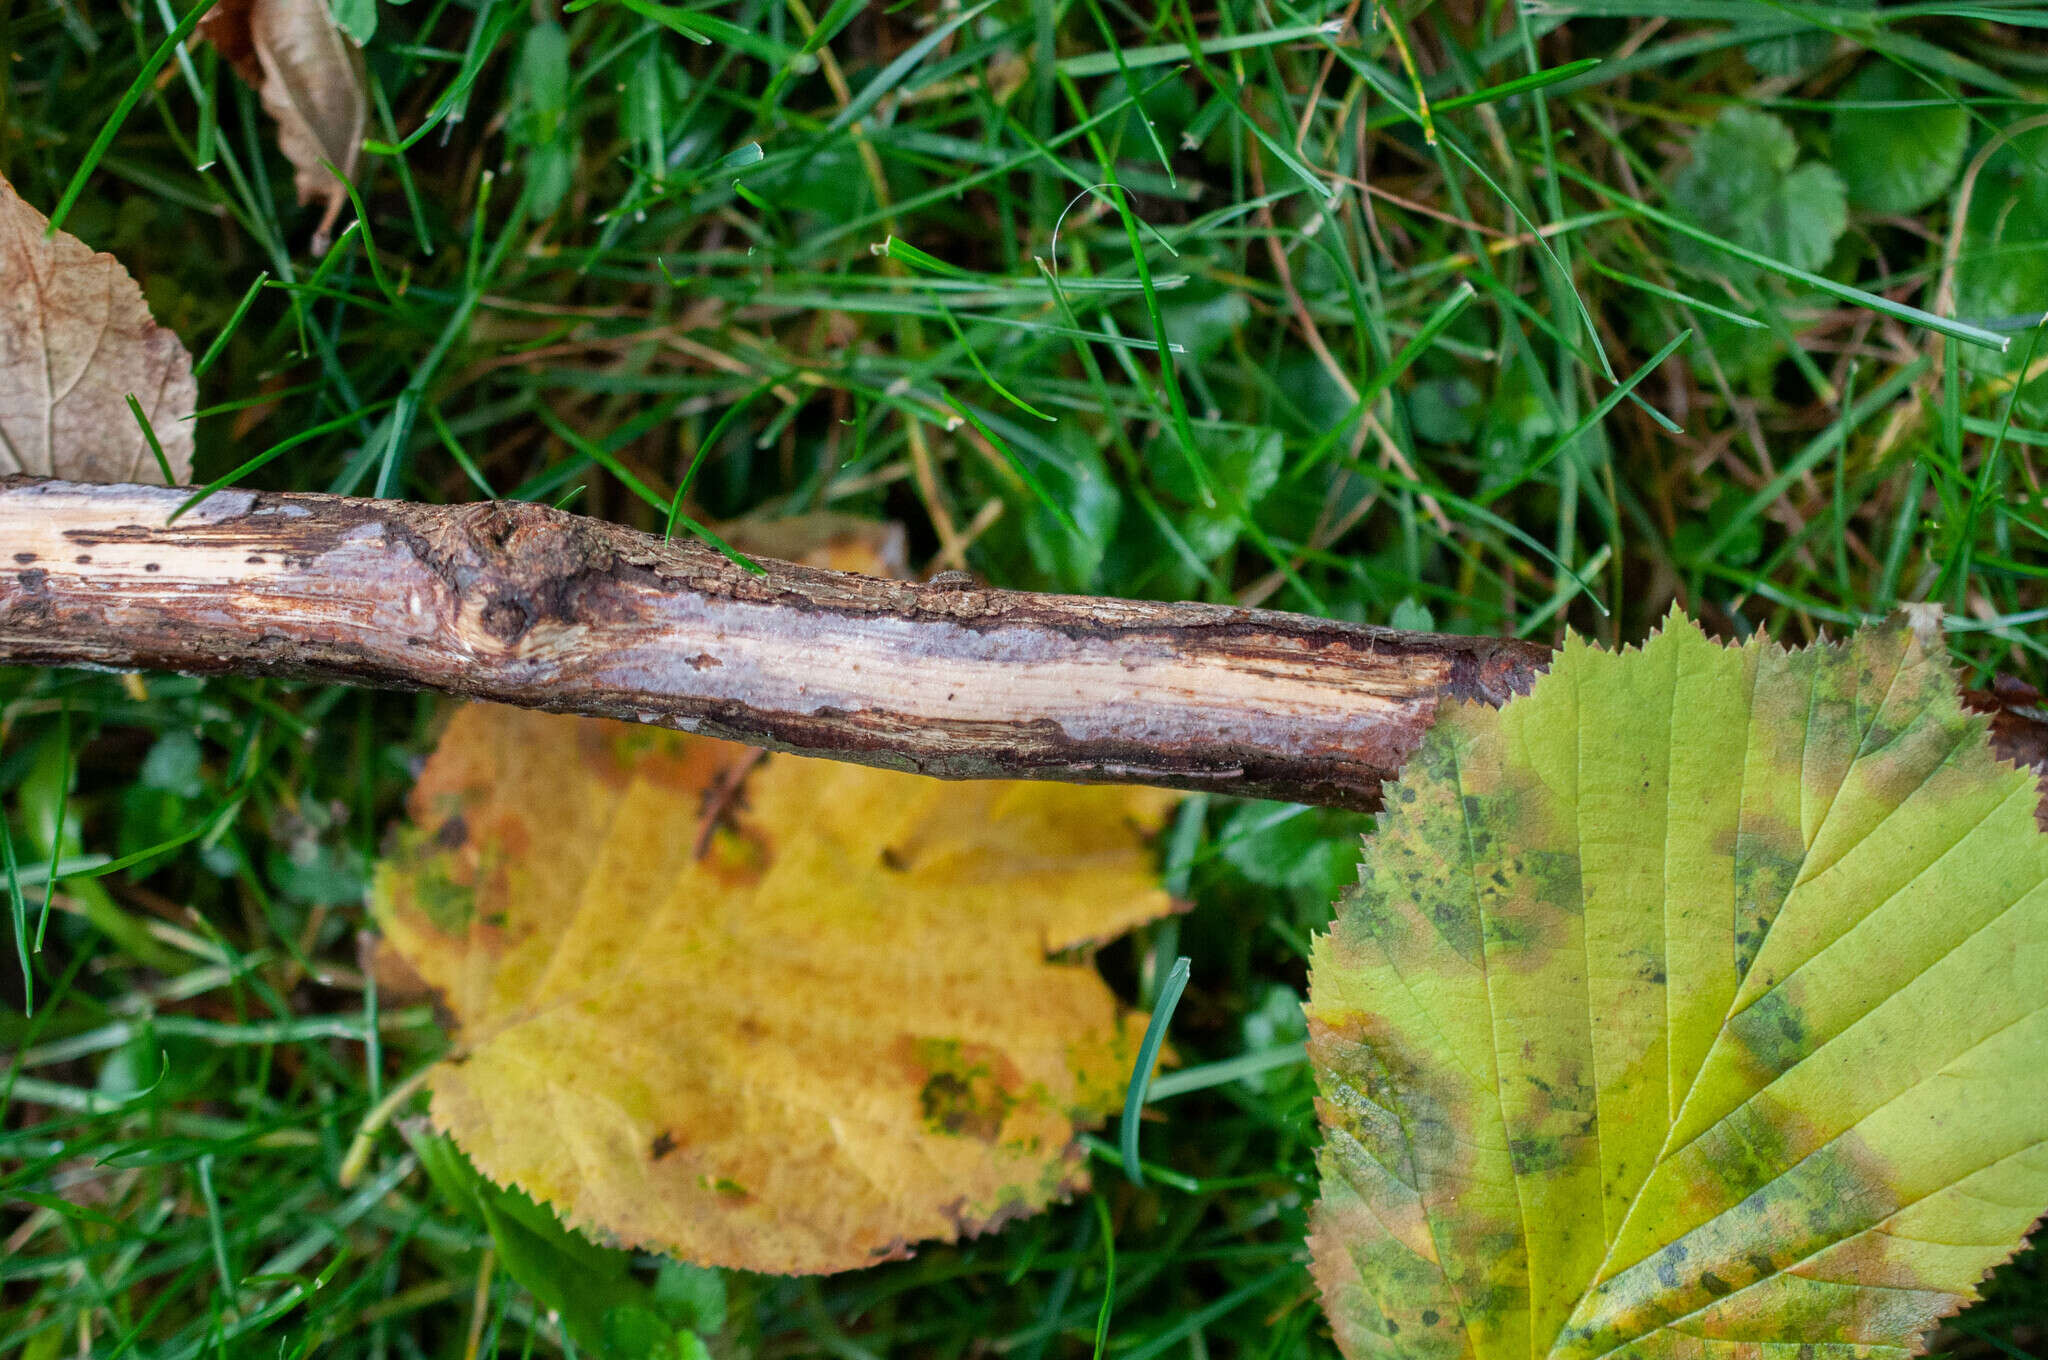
2 0 2045 1355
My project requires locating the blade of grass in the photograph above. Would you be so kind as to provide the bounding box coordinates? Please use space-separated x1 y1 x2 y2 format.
1481 328 1692 506
46 0 221 234
534 405 765 574
1060 75 1214 506
1553 163 2012 351
34 705 70 952
1706 357 1933 566
4 812 28 1015
193 270 271 379
1589 261 1767 330
1119 954 1190 1187
368 0 523 155
1076 0 1176 183
1055 20 1344 77
829 2 996 133
931 300 1058 422
1291 280 1478 481
174 400 401 522
1090 1196 1117 1360
941 392 1082 539
1933 321 2043 602
125 395 180 484
1145 1044 1307 1100
666 378 780 541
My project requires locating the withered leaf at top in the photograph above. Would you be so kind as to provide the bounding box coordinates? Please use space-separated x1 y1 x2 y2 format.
1308 611 2048 1360
0 174 194 484
1967 674 2048 829
201 0 368 253
373 704 1180 1274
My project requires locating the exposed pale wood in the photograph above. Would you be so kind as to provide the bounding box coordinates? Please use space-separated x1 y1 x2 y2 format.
0 477 1552 809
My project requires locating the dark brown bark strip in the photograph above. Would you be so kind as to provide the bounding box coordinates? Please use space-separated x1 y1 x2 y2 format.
0 477 1549 810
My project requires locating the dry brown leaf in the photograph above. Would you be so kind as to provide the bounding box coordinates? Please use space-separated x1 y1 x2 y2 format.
373 706 1181 1273
200 0 368 253
1966 674 2048 829
0 175 194 484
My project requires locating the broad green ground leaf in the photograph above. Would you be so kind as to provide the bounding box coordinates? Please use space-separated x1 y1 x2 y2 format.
507 21 576 219
1743 0 1867 78
1955 124 2048 416
1956 126 2048 322
1745 31 1830 79
329 0 375 45
410 1123 715 1359
374 704 1178 1275
1672 109 1846 281
1831 65 1968 215
1309 612 2048 1360
1147 423 1286 562
1219 799 1371 909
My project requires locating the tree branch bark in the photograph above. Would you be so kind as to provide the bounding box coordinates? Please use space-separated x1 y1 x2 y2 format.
9 477 2043 818
0 477 1548 810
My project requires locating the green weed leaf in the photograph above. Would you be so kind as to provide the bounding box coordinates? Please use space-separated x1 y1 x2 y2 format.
1219 800 1370 908
509 22 575 218
1148 424 1283 561
329 0 375 45
409 1126 720 1359
1023 429 1123 592
1955 125 2048 412
1745 31 1830 79
1672 110 1846 280
1310 612 2048 1360
1832 65 1969 215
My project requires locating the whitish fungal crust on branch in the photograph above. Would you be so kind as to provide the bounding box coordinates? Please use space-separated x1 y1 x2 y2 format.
0 476 1549 809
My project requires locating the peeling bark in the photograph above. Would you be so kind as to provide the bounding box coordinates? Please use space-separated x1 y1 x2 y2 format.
0 477 1550 810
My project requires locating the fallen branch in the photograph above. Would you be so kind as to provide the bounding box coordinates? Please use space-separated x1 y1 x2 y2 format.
7 478 2043 816
0 477 1544 810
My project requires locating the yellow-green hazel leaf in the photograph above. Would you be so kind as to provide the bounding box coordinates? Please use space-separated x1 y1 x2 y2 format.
1308 610 2048 1360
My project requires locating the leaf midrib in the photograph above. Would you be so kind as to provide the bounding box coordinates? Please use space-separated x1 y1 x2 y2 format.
1541 641 2043 1360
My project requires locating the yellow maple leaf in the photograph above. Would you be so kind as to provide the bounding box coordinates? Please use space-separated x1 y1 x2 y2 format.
373 704 1180 1274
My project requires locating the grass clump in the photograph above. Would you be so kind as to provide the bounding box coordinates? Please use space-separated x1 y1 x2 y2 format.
2 0 2045 1356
